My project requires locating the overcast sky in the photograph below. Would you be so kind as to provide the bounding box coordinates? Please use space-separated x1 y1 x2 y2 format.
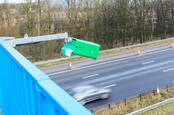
0 0 36 3
0 0 66 5
0 0 67 7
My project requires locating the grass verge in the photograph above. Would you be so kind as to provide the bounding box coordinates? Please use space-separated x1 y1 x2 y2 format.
93 88 174 115
140 101 174 115
37 39 172 68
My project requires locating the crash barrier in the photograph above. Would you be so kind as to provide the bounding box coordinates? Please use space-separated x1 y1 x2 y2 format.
91 84 174 114
126 97 174 115
35 37 174 66
0 38 92 115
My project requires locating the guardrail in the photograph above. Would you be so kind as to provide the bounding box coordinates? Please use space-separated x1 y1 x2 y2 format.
91 84 174 115
34 37 174 66
0 38 92 115
126 97 174 115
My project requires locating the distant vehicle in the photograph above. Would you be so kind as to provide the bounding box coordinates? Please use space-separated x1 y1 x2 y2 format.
67 85 111 105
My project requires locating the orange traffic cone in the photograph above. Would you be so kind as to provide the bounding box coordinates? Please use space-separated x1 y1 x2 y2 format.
137 50 141 55
171 43 173 48
69 62 72 70
156 86 160 96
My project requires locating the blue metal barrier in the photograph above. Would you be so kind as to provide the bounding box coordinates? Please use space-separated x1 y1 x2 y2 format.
0 38 93 115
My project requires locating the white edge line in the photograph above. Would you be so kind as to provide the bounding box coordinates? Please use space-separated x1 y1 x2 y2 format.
48 48 174 76
82 74 99 79
103 84 117 89
142 60 154 65
163 68 174 72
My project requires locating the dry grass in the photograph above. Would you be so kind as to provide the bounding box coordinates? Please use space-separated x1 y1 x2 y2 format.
37 56 87 68
141 102 174 115
93 89 174 115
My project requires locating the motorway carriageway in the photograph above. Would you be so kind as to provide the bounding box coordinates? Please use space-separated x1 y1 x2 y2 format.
48 47 174 109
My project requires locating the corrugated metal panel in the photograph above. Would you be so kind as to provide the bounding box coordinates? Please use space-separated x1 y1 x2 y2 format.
0 38 92 115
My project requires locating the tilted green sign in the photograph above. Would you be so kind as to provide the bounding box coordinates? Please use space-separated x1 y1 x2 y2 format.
61 38 101 59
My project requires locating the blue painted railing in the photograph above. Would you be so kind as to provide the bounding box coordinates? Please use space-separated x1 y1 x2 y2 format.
0 38 92 115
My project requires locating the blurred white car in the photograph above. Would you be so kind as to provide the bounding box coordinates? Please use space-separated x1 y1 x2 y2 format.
67 85 111 105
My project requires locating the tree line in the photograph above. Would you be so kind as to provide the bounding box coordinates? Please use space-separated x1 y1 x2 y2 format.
0 0 174 61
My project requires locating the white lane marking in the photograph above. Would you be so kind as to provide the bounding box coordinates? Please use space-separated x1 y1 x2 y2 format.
142 60 154 65
82 74 99 79
103 84 117 89
80 60 174 85
163 68 174 72
64 63 168 90
48 48 174 76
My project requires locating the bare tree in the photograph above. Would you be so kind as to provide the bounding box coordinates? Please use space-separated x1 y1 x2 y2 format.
37 0 41 35
23 0 35 36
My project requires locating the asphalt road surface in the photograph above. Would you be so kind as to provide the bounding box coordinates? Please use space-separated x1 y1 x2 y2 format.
47 47 174 109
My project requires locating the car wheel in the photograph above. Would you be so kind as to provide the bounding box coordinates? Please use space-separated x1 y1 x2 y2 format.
79 100 86 105
101 93 109 99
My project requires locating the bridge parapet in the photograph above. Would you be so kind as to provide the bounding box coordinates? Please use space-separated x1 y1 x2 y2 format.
0 38 92 115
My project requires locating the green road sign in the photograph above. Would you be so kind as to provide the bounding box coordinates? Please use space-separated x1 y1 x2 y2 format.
61 42 75 57
61 38 100 59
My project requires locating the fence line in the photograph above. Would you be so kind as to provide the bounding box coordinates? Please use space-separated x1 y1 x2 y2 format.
126 97 174 115
91 84 174 114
